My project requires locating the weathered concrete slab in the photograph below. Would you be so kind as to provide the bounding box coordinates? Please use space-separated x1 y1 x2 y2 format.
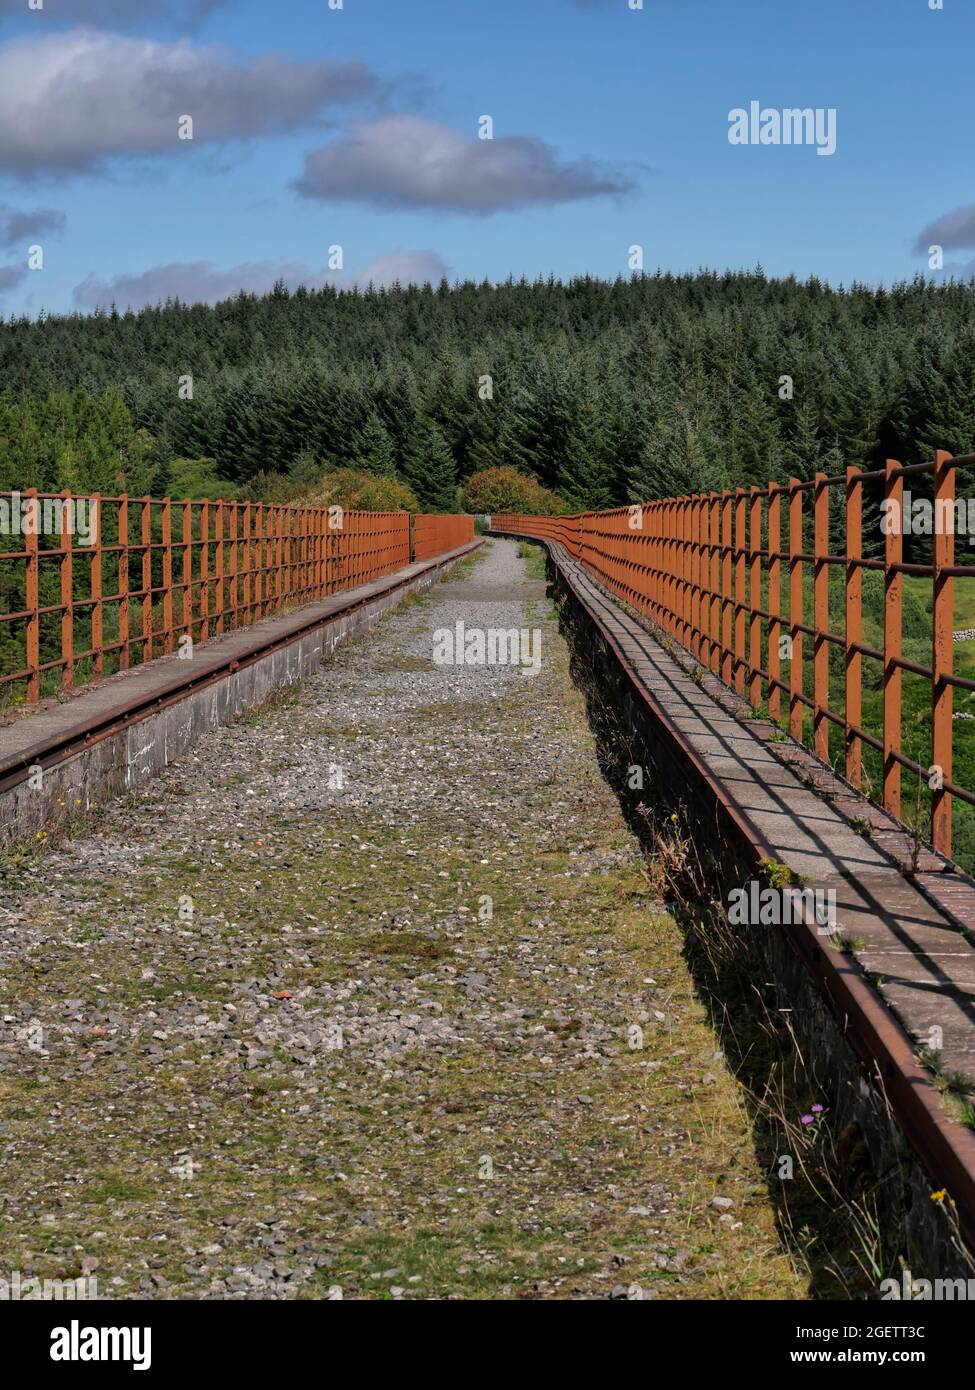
520 535 975 1270
559 554 975 1094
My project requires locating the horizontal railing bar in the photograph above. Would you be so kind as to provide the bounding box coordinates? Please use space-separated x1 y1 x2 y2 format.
491 453 974 864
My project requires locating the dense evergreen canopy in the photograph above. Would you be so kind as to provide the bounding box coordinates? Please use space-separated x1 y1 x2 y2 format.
1 270 973 511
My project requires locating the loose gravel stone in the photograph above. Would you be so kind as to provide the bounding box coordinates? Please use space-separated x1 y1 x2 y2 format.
0 540 805 1300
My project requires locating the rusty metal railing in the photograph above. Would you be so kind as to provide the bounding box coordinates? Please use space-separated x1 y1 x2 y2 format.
413 513 475 563
0 493 472 707
494 450 975 861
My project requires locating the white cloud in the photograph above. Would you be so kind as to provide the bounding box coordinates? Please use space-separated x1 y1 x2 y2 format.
294 114 634 213
72 250 451 310
0 30 379 176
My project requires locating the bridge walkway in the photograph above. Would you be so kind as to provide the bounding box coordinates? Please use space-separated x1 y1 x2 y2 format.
0 539 804 1300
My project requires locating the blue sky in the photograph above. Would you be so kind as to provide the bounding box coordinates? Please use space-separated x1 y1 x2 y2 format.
0 0 970 316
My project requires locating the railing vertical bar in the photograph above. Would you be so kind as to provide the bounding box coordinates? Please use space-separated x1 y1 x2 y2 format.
813 471 830 761
254 503 264 619
789 477 803 741
199 499 210 643
91 493 103 680
749 486 761 708
214 498 225 636
710 492 721 675
118 494 130 670
161 496 174 655
275 505 284 610
674 499 681 637
883 458 903 820
734 487 746 695
684 497 693 647
228 501 239 633
932 448 955 856
25 487 40 701
673 499 681 640
661 499 670 631
767 482 781 722
660 500 667 628
60 487 74 690
141 496 153 665
242 502 252 623
182 499 193 642
721 490 733 686
650 502 659 622
845 467 862 787
672 498 681 641
675 497 684 642
687 497 695 658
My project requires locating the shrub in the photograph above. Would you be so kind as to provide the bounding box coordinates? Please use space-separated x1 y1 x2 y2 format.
305 468 418 513
462 466 564 516
165 457 238 500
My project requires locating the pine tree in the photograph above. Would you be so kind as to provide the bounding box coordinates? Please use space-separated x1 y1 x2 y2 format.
558 389 614 511
464 398 506 475
782 397 823 479
353 413 396 476
402 419 457 511
0 270 972 515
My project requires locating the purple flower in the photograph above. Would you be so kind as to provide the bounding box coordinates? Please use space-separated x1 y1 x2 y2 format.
801 1114 814 1125
811 1104 824 1114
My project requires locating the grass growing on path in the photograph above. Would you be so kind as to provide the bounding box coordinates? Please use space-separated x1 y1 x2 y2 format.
0 540 808 1300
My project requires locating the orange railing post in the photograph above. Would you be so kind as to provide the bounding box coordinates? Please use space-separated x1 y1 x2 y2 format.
200 499 210 642
182 498 193 641
141 495 153 665
91 492 104 681
214 498 225 635
932 449 955 855
242 501 252 622
721 490 733 686
734 487 746 695
25 487 40 702
161 497 174 655
691 495 702 661
789 477 804 742
767 482 781 722
261 501 271 613
118 494 130 670
228 501 239 633
680 497 691 647
710 493 721 676
845 466 862 787
749 486 761 708
883 459 903 821
59 488 74 690
697 496 710 668
813 471 830 761
316 505 325 595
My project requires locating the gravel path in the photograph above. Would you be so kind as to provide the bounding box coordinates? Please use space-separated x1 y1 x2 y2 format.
0 539 804 1300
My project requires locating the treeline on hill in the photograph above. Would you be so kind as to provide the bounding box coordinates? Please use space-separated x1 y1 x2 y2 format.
0 270 973 534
